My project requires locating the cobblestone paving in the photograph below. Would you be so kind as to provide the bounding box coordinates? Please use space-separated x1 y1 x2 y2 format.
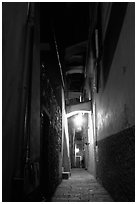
52 168 113 202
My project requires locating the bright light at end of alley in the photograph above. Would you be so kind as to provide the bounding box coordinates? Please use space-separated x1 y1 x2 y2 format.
74 113 84 127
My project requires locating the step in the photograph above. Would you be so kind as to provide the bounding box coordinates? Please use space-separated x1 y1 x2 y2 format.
62 172 71 179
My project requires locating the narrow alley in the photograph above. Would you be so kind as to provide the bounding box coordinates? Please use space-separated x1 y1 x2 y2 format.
2 2 135 202
52 168 113 202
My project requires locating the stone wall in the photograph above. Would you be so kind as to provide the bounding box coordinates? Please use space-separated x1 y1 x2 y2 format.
41 66 62 201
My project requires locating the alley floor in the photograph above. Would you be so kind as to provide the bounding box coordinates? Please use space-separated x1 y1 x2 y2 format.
51 168 113 202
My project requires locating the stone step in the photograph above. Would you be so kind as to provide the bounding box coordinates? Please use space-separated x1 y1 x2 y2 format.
62 172 71 179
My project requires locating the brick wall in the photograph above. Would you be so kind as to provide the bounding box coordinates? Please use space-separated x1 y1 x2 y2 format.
96 126 135 201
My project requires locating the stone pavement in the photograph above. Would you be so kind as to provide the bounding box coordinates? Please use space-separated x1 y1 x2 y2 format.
51 168 113 202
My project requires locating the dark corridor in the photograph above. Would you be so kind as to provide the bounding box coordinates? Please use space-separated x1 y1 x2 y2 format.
2 2 135 202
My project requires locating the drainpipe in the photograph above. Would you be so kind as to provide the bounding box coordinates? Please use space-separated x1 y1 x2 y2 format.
22 3 35 197
24 2 34 167
12 3 35 201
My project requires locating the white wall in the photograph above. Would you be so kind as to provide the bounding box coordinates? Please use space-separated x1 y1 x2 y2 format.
96 3 135 141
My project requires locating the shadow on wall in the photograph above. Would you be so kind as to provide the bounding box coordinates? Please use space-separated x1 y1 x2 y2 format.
102 3 128 88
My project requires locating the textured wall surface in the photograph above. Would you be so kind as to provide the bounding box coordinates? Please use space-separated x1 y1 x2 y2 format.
87 113 96 177
94 3 135 202
41 73 62 201
97 126 135 201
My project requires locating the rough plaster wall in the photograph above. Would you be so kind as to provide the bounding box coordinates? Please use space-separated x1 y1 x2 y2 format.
68 117 75 168
61 88 71 172
2 3 28 201
61 88 65 159
62 113 71 172
97 126 135 201
96 3 135 140
87 113 96 176
58 87 63 180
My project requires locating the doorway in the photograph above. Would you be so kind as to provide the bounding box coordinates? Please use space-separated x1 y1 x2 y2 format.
76 156 81 168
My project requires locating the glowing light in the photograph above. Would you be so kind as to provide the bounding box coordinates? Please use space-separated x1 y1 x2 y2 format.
75 146 79 154
74 113 83 127
77 126 82 131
